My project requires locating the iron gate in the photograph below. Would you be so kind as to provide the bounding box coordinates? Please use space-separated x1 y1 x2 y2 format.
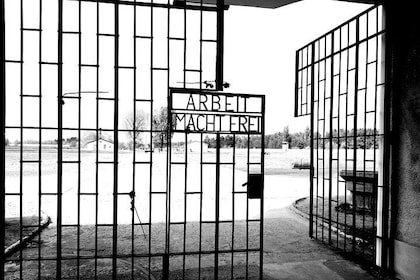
168 88 265 279
295 5 389 268
0 0 263 279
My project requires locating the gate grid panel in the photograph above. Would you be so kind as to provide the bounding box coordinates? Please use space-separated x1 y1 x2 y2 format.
295 5 388 268
2 0 229 279
168 88 265 279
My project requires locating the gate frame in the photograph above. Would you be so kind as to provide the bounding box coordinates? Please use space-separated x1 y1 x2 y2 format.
168 87 266 279
1 0 227 278
294 4 391 271
1 0 6 278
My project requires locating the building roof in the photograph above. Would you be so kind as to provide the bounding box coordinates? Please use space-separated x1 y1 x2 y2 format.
85 137 114 145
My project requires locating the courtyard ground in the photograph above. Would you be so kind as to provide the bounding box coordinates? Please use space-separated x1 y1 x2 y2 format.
4 148 383 279
4 207 379 279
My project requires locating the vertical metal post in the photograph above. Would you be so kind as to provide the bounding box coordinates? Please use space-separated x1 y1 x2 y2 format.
162 254 170 280
362 13 369 260
336 28 342 249
214 133 221 279
148 5 154 278
231 134 236 280
57 1 64 279
246 133 250 279
309 43 316 238
1 0 6 278
77 1 82 278
38 0 43 276
294 51 300 117
328 34 334 245
199 2 204 278
260 96 266 279
182 2 187 88
164 2 172 279
344 22 350 252
321 38 326 243
19 1 23 277
165 90 173 280
352 18 360 255
132 3 137 279
183 132 188 279
315 41 320 241
381 4 391 270
216 0 224 90
373 6 381 267
112 2 120 279
94 2 100 277
199 133 204 279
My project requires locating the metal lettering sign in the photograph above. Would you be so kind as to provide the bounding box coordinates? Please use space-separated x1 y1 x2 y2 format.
169 88 264 134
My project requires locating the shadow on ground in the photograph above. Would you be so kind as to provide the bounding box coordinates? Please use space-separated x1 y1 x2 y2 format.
5 207 378 279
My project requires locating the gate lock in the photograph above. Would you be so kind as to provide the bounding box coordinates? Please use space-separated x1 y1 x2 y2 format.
242 173 263 199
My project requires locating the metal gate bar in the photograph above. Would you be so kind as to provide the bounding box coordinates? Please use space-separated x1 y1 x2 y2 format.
1 0 5 279
214 132 220 279
57 2 64 279
295 5 388 268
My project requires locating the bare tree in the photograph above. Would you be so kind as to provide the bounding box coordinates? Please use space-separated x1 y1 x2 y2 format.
152 107 169 150
124 107 174 151
283 125 291 144
124 110 146 149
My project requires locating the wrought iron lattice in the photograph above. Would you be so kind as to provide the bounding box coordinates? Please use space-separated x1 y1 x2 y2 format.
295 5 389 268
168 88 265 279
0 0 263 279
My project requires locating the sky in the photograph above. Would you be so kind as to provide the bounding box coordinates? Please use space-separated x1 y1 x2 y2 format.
4 0 371 141
223 0 371 134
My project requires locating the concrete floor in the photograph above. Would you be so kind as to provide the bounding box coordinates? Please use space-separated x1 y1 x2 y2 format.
262 207 377 280
4 206 380 279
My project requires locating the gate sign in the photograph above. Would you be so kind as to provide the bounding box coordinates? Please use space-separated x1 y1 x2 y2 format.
169 89 264 134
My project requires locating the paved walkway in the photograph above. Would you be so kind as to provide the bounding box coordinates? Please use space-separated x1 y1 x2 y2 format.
263 207 377 280
5 206 379 279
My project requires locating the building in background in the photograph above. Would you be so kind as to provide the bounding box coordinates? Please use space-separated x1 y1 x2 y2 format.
85 137 114 151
